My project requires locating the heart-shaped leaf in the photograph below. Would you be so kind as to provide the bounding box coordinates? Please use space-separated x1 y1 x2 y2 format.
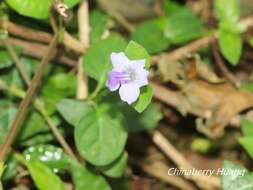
75 106 127 166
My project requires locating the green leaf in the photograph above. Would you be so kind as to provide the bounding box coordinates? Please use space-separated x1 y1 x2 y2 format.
218 29 242 65
131 20 170 54
0 104 17 145
56 99 92 127
164 8 203 44
23 145 70 173
240 82 253 92
90 10 108 44
42 73 76 99
99 152 128 178
0 162 4 190
25 161 65 190
163 0 183 16
2 154 18 181
71 162 111 190
124 103 162 132
132 85 153 113
75 105 127 166
239 136 253 159
99 94 161 132
125 41 153 112
17 112 50 142
63 0 80 8
20 133 55 147
6 0 51 19
0 56 33 90
249 36 253 47
0 49 13 69
2 69 23 90
219 21 246 34
0 162 5 178
125 40 150 68
5 0 79 19
83 35 127 86
20 57 39 77
42 73 76 115
221 161 253 190
241 119 253 136
214 0 240 23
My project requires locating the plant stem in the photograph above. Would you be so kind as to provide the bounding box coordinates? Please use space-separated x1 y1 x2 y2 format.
0 34 58 162
89 81 104 100
76 0 89 100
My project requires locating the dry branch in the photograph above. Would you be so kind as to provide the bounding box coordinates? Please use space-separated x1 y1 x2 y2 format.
0 37 75 66
152 131 220 190
0 20 86 54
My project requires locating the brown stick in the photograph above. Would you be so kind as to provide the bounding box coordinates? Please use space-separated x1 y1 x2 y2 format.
2 16 253 60
151 82 206 117
0 34 58 162
142 161 197 190
1 37 75 66
0 20 52 44
151 82 181 109
8 45 78 160
152 131 220 189
0 20 85 54
152 15 253 64
158 34 216 63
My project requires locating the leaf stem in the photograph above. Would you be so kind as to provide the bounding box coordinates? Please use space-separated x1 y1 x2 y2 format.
89 81 104 100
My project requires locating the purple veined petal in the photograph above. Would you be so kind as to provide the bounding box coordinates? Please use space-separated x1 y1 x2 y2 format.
111 52 130 71
106 71 121 91
119 83 140 104
106 70 131 91
106 80 120 91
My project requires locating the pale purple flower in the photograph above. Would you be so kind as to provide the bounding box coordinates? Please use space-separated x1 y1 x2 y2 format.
106 52 149 104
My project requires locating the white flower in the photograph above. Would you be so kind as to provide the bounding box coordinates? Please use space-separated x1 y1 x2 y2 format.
106 52 149 104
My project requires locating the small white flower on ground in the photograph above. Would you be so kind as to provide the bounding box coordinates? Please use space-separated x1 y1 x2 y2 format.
106 52 149 104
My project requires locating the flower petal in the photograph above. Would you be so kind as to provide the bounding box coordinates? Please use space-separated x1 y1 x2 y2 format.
119 83 140 104
135 68 149 87
130 59 146 69
106 77 120 91
111 52 129 71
